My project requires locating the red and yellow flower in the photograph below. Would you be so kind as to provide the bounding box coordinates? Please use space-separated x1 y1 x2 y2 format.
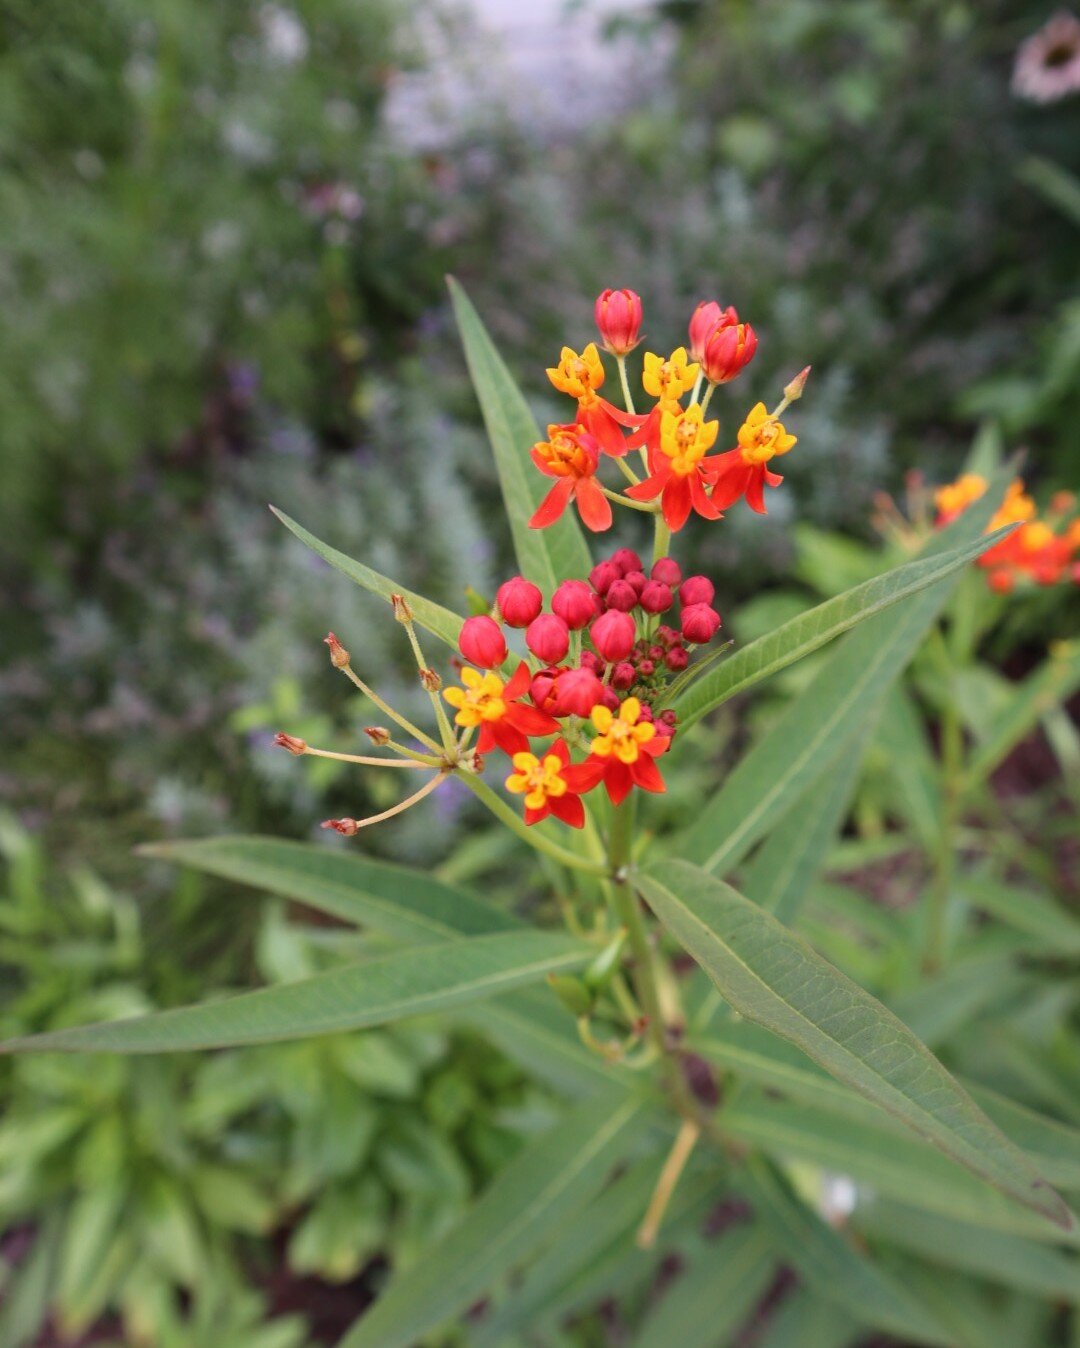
710 402 797 514
505 739 589 828
444 661 559 756
625 403 724 531
546 343 633 457
569 696 668 807
529 423 613 532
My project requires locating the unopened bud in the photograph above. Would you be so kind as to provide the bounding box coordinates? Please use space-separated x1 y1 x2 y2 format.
273 732 308 755
364 726 391 745
322 817 359 836
420 667 442 692
323 631 350 668
783 365 811 402
391 593 414 624
547 973 595 1017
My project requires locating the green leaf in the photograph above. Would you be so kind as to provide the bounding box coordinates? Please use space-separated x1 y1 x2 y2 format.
337 1090 647 1348
968 1083 1080 1193
270 506 467 652
672 527 1015 732
138 835 519 942
448 277 592 593
638 860 1072 1230
631 1222 775 1348
742 1161 950 1346
677 468 1020 875
959 874 1080 956
740 717 875 924
855 1200 1080 1303
965 638 1080 786
0 932 592 1054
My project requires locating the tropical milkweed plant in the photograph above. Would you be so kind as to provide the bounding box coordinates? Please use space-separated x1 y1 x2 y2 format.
6 282 1079 1346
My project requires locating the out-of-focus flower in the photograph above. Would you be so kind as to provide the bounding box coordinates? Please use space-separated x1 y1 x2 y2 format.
1012 10 1080 103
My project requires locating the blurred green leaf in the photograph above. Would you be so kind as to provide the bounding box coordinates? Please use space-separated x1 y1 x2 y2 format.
337 1089 647 1348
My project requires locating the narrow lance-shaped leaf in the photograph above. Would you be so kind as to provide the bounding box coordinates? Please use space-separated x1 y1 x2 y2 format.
678 463 1020 875
138 835 520 942
638 860 1073 1230
672 527 1015 731
0 932 591 1055
448 277 593 593
270 506 467 652
337 1089 648 1348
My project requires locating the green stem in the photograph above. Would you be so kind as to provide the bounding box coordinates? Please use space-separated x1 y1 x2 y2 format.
924 628 964 974
616 355 637 416
343 668 443 753
601 487 657 514
460 775 608 876
652 519 671 567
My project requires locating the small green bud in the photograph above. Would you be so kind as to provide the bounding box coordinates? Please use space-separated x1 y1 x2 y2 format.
584 928 628 991
547 973 595 1017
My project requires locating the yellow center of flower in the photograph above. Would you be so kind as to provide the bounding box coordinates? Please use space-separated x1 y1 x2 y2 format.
534 425 593 478
642 347 700 408
547 343 604 403
443 668 506 726
736 402 797 466
589 696 656 764
505 751 568 810
660 404 718 477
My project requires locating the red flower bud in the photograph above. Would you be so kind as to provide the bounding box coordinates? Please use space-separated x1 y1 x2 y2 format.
659 709 678 727
638 658 655 677
591 609 636 663
679 575 715 607
589 560 620 595
552 579 596 630
526 613 570 664
364 726 391 745
688 301 736 362
579 649 605 675
322 817 359 836
598 685 621 713
665 646 689 672
459 615 507 669
701 317 757 384
594 287 643 356
623 570 647 596
610 547 643 576
553 666 605 717
681 604 722 644
605 579 639 612
273 732 307 755
611 661 636 690
639 580 674 615
496 576 543 628
651 556 682 587
637 702 655 722
648 644 665 661
530 667 562 713
656 624 681 648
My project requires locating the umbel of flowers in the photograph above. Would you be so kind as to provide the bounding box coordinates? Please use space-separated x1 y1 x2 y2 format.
275 288 808 840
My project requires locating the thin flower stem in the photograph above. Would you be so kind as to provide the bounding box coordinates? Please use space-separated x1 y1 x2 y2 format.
601 487 656 514
303 747 430 768
652 519 671 567
347 772 448 829
400 615 458 753
458 774 608 876
637 1118 701 1248
341 667 443 753
615 456 642 487
616 355 637 416
690 370 704 406
700 382 716 416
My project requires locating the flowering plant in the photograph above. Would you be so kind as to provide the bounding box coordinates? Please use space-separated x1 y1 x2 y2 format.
5 283 1077 1344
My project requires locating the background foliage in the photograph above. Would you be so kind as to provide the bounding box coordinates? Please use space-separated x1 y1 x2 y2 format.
2 0 1078 1342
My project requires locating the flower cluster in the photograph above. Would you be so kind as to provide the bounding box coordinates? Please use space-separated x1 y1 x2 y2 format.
934 474 1080 593
446 546 725 824
532 289 808 532
272 285 807 840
